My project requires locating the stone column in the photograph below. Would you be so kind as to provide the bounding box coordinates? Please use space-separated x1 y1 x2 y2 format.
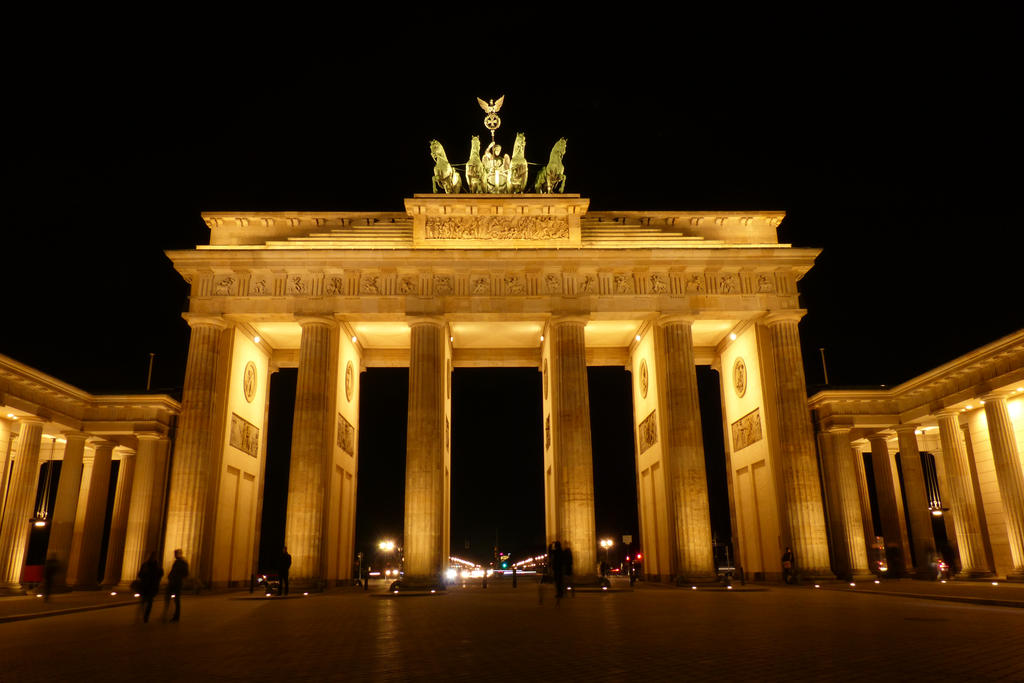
120 434 163 586
550 317 597 579
163 316 228 581
762 312 832 578
46 432 89 589
0 418 44 592
0 421 15 529
981 393 1024 579
822 429 872 580
402 318 446 585
102 447 135 586
69 439 114 589
851 440 877 553
285 317 337 587
894 426 937 578
655 316 714 580
936 411 991 576
868 434 912 576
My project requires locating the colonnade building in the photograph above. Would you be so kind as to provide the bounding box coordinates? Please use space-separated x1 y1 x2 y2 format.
2 193 1021 593
810 330 1024 581
0 356 178 592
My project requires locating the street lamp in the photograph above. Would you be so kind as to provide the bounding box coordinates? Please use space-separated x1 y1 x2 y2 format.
600 538 614 571
378 540 396 552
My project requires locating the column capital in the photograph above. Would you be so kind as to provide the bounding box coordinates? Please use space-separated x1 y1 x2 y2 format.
761 309 807 326
935 408 963 419
15 415 46 426
867 432 892 446
656 314 698 327
892 424 920 435
295 315 338 329
549 314 589 327
88 438 117 451
60 430 90 442
825 426 853 435
182 313 229 329
980 390 1015 403
405 316 446 329
133 431 164 442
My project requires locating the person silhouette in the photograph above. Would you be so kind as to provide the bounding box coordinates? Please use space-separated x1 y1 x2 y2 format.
165 549 189 622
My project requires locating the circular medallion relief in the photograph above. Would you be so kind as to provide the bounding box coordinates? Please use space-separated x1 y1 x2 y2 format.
638 359 649 399
345 361 354 403
733 357 748 398
543 359 549 400
242 361 257 403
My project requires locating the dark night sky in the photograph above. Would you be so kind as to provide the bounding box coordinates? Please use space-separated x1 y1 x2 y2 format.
4 26 1021 567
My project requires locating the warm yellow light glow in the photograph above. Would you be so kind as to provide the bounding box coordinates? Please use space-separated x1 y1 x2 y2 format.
874 580 880 584
110 592 117 596
379 540 395 551
33 521 46 528
814 584 821 588
450 336 454 342
540 335 544 342
691 586 697 590
849 583 856 587
303 592 309 596
992 582 999 586
7 414 16 419
729 333 737 341
966 405 973 410
35 594 42 598
351 336 358 343
254 335 260 343
914 429 923 435
635 334 641 341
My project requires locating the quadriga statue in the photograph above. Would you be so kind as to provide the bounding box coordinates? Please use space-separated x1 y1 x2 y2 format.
429 140 462 194
465 136 485 194
534 138 567 194
509 133 528 193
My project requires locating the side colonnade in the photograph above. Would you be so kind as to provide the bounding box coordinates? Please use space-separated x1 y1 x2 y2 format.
0 354 177 594
810 330 1024 581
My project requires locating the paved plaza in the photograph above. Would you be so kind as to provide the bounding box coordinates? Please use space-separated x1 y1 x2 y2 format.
2 579 1023 681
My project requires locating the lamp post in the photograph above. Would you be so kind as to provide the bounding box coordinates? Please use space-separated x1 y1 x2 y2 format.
600 538 614 574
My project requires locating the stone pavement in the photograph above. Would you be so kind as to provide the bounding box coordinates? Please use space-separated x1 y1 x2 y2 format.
2 577 1023 681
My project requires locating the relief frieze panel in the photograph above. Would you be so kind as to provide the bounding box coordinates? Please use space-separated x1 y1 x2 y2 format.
229 413 260 458
638 410 658 454
337 413 356 457
200 266 777 303
424 215 570 240
730 408 763 452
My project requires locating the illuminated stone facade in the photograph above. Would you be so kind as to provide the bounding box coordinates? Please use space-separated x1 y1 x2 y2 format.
165 194 832 587
810 331 1024 581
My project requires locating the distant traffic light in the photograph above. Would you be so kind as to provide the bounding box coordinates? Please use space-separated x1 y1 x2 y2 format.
636 552 643 561
501 561 508 569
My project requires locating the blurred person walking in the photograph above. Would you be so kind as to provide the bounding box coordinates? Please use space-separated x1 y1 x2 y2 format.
165 549 188 622
137 552 162 623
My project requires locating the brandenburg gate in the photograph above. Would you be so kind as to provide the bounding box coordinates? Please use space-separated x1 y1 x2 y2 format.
163 192 834 589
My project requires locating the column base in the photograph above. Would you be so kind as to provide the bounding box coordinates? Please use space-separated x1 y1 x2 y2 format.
0 583 28 596
1002 570 1024 583
955 570 996 580
849 571 876 583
